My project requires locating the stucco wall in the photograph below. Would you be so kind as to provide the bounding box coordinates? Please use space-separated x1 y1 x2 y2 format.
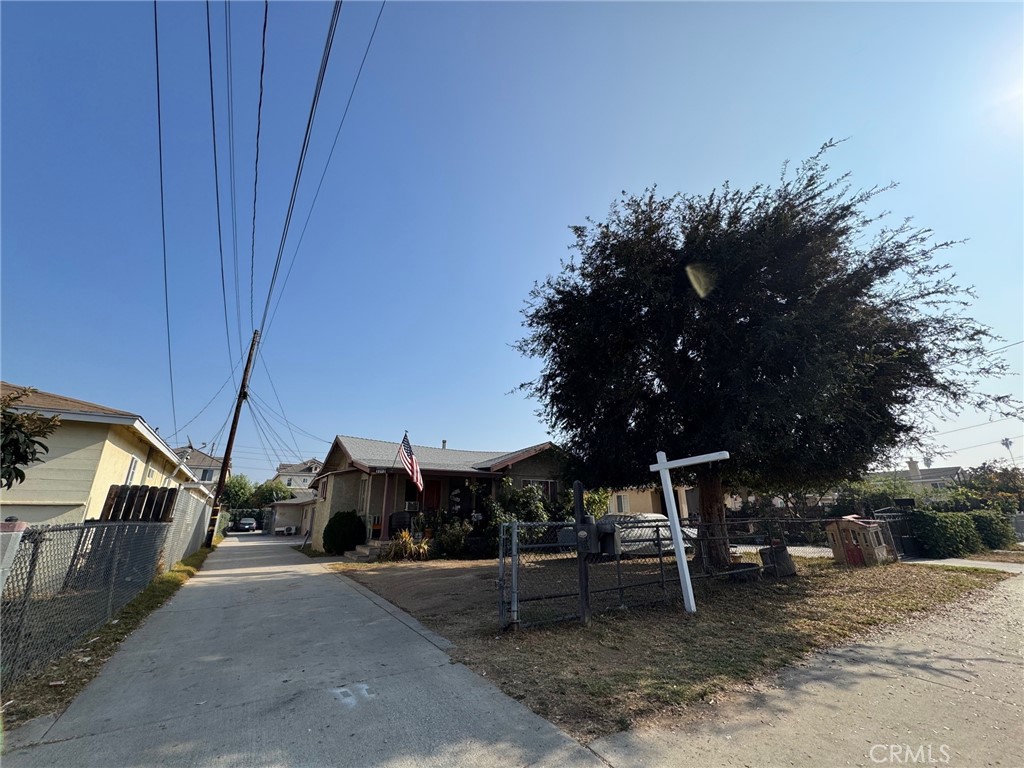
0 421 108 524
86 424 184 518
310 471 365 551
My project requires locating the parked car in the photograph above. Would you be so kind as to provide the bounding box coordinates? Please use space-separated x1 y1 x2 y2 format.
601 513 695 556
235 517 257 532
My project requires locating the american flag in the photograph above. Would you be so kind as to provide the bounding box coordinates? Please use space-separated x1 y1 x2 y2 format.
399 433 423 492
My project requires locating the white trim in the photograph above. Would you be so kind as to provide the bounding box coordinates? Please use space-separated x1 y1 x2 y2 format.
9 407 197 483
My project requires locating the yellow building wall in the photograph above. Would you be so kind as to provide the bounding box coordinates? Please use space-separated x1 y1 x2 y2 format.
0 421 108 525
85 424 185 520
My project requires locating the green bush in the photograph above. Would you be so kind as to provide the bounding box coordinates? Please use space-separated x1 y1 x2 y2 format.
322 510 366 555
968 510 1016 550
910 510 983 559
435 520 472 557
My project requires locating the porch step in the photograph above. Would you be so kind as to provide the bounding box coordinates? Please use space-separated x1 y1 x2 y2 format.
355 543 383 557
341 552 371 563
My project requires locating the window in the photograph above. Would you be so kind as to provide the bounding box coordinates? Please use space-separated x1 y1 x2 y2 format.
201 469 215 482
286 478 292 487
614 493 630 514
319 479 328 500
125 457 138 485
524 479 557 501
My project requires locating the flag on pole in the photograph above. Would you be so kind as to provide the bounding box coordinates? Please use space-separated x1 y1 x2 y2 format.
399 433 423 492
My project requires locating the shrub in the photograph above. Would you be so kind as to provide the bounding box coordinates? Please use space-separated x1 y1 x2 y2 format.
968 510 1016 550
910 510 983 559
434 520 472 557
378 530 432 561
322 510 366 555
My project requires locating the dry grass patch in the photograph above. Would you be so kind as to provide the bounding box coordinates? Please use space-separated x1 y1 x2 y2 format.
2 547 215 731
329 558 1009 741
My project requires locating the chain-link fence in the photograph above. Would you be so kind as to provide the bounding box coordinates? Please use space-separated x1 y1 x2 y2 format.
498 517 896 629
1 492 212 686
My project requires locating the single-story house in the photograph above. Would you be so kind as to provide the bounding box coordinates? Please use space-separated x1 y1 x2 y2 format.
0 382 206 526
269 490 317 535
608 485 698 520
307 435 565 551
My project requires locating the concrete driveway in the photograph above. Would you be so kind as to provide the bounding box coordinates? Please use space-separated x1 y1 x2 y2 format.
2 535 603 768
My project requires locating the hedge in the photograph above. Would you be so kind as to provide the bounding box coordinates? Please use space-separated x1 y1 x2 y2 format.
323 510 366 555
909 510 983 559
968 510 1016 550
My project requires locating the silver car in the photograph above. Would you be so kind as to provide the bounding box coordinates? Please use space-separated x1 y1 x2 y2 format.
602 513 695 556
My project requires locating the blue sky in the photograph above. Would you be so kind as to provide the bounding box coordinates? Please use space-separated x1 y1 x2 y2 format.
3 1 1021 482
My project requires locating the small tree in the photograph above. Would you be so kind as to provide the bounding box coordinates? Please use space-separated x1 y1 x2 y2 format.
220 474 254 511
249 479 291 509
518 143 1019 570
1 388 60 490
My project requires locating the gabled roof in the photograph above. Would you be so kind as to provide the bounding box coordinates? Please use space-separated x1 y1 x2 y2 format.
1 382 196 482
321 435 555 476
2 382 136 418
173 447 224 470
275 458 322 474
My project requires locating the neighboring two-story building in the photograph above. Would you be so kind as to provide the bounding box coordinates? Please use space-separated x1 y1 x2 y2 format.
272 458 323 490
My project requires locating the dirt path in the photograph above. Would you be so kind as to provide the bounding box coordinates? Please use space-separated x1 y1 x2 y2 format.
587 576 1024 767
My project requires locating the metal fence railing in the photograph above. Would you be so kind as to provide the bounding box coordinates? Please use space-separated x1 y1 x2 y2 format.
498 517 895 629
1 493 212 687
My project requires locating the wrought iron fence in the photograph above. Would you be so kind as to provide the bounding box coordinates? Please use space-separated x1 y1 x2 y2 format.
1 493 212 686
498 516 893 629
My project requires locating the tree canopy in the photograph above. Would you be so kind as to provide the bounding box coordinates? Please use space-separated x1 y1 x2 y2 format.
220 474 254 510
517 143 1018 567
1 388 60 490
249 479 291 509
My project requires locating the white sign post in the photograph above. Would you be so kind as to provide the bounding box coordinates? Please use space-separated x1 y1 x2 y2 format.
650 450 730 614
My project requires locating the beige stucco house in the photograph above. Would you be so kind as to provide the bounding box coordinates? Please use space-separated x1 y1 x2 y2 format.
1 383 203 526
307 435 565 551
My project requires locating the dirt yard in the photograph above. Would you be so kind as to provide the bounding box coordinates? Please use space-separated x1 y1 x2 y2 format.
328 558 1009 741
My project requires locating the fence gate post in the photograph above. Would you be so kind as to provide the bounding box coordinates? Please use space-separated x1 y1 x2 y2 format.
498 523 507 628
509 521 519 628
573 480 591 626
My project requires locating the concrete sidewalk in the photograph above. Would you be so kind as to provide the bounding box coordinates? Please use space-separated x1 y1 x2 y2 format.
2 535 603 768
588 575 1024 767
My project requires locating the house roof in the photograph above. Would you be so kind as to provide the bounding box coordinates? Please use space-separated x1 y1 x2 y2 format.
272 489 317 506
2 382 136 419
322 435 555 476
866 466 960 483
1 381 197 483
274 458 322 474
173 447 224 470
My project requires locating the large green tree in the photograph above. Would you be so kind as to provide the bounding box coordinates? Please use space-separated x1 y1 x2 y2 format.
1 388 60 490
220 474 254 510
517 144 1018 569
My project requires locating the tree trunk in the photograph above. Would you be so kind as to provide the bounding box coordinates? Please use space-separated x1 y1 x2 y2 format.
696 466 732 572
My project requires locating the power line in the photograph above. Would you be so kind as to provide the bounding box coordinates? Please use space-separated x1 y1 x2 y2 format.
168 355 244 442
224 0 244 351
946 438 1022 454
247 400 288 467
257 351 302 457
934 417 1015 436
247 388 331 444
152 0 179 439
249 0 269 333
257 0 343 336
264 0 387 339
205 0 235 367
248 396 302 463
987 340 1023 354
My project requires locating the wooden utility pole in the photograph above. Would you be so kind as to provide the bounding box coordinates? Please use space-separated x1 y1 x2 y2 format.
205 329 260 547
